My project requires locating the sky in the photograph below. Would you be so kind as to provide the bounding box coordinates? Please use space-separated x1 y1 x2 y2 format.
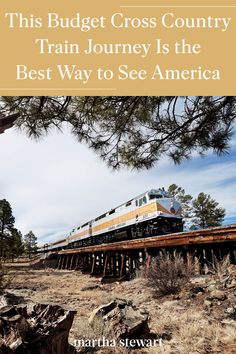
0 124 236 245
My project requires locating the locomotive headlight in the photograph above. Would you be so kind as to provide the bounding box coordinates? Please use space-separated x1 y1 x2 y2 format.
170 202 176 214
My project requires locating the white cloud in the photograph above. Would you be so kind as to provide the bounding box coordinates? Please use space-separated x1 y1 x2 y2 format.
0 126 235 244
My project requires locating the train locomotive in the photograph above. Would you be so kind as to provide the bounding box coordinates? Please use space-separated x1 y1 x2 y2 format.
40 188 183 252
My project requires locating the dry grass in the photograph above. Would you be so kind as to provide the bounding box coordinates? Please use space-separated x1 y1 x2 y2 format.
147 307 236 354
4 266 236 354
210 255 231 276
0 262 13 294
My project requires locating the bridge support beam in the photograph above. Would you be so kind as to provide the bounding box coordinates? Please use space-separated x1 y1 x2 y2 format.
55 235 236 280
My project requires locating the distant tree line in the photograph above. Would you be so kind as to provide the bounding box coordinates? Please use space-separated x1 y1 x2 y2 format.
0 199 37 261
168 184 225 229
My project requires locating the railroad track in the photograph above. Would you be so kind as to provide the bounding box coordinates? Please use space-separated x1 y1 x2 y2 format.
54 224 236 280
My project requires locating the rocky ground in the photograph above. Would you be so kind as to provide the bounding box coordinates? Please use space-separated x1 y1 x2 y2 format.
3 264 236 354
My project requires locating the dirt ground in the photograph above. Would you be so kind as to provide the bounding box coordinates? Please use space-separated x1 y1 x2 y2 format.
4 266 236 354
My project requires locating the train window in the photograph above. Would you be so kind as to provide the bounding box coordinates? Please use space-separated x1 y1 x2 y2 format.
126 200 132 207
139 198 143 206
109 209 115 215
143 196 147 204
149 194 162 200
95 214 105 221
135 200 138 207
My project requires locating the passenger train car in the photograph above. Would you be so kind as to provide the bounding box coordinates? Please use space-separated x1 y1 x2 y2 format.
39 188 183 252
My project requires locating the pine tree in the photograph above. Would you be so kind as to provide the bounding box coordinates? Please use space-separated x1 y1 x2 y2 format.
0 199 15 257
191 192 225 229
167 185 226 230
1 96 235 169
24 231 37 259
5 229 24 262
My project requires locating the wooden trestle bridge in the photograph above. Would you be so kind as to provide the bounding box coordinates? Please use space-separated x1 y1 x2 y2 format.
54 225 236 281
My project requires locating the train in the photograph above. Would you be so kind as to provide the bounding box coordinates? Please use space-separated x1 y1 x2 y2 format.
39 188 183 252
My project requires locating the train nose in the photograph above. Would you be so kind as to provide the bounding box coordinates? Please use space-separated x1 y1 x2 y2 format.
170 200 176 214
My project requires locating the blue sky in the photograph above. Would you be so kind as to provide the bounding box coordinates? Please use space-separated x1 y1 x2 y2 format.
0 125 235 244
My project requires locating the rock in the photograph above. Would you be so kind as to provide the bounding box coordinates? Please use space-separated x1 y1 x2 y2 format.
173 295 181 300
0 292 25 307
225 307 235 315
207 284 218 292
227 279 236 289
0 303 76 354
221 319 236 328
196 292 203 297
89 299 149 340
0 295 8 307
207 290 227 301
191 286 205 295
225 307 236 320
89 300 118 323
159 331 172 341
204 300 213 308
